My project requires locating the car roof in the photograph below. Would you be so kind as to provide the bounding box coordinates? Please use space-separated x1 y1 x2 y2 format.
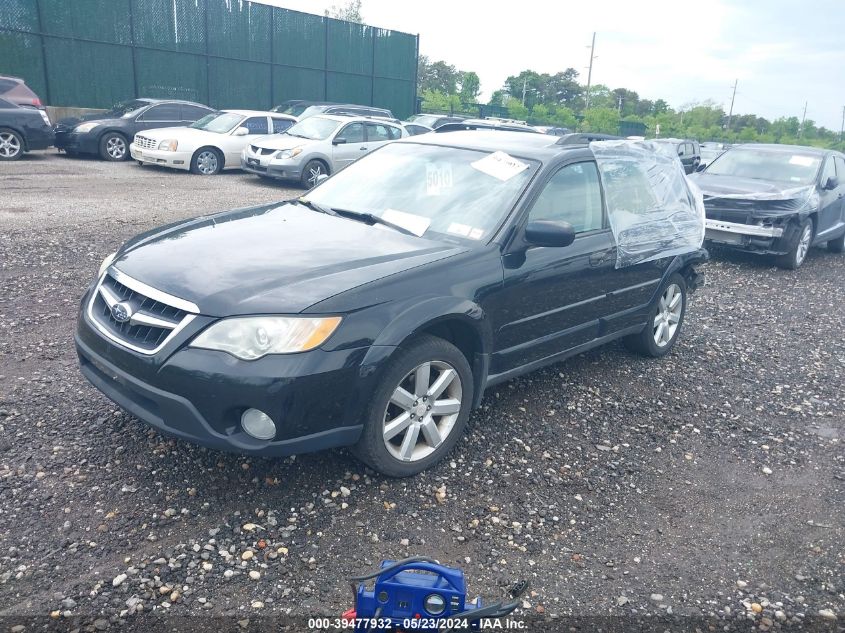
222 109 293 118
310 113 400 124
397 129 574 161
132 98 211 106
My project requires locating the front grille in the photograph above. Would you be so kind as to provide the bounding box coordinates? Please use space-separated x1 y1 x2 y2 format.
250 145 275 156
134 135 158 150
89 271 195 353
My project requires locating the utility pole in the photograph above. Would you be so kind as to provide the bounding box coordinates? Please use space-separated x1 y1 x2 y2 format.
725 79 738 136
799 101 808 138
840 105 844 141
522 78 527 106
617 95 623 115
584 32 596 110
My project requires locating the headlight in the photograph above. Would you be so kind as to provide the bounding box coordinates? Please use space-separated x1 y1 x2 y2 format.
158 139 178 151
98 252 117 277
190 316 342 360
274 147 302 160
74 122 99 134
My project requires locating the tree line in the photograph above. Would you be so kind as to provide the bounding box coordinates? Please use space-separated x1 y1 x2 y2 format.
418 58 844 149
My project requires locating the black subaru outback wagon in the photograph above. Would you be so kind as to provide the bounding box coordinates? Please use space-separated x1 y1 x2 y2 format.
76 132 707 477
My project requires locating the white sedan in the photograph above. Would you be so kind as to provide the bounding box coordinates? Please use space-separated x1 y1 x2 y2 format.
130 110 296 175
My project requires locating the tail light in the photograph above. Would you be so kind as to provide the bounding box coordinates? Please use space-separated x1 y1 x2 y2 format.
32 97 42 107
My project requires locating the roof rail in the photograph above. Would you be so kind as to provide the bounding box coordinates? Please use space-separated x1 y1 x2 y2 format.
556 133 622 145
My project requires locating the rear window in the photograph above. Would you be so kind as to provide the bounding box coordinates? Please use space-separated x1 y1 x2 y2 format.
0 78 18 93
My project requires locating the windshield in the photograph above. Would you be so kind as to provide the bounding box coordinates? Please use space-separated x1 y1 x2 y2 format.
106 100 149 118
274 103 312 117
286 116 341 140
706 149 822 184
305 142 539 242
190 112 243 134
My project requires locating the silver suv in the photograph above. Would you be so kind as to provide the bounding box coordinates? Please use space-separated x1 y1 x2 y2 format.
241 114 407 188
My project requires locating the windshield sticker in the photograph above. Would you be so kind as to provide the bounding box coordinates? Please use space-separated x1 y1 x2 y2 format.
446 222 471 237
382 209 431 237
468 228 484 240
789 155 815 166
471 151 529 181
426 164 453 196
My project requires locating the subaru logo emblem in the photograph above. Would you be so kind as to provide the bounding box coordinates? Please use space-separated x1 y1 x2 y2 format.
111 301 133 323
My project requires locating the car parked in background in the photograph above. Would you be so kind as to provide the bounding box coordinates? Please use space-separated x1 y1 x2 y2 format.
653 138 701 174
241 114 406 187
299 103 396 121
690 144 845 268
77 132 706 477
699 142 729 169
0 75 45 108
403 123 433 136
435 118 541 134
534 125 572 136
55 98 215 161
131 110 296 175
0 97 53 160
406 114 468 129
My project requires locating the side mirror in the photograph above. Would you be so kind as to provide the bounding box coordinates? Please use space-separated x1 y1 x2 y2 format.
332 138 347 145
234 127 250 136
524 220 576 248
695 162 707 172
823 176 839 191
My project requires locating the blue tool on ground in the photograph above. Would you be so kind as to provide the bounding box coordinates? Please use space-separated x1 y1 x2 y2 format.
345 557 528 632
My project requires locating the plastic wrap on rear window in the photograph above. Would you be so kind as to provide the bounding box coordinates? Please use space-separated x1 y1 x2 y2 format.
590 140 705 268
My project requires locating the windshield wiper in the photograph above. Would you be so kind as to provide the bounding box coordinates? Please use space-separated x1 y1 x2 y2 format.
287 132 310 139
297 198 337 216
331 208 418 237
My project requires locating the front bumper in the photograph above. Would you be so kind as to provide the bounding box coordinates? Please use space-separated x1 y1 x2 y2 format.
55 131 98 154
130 144 192 170
75 298 382 457
240 153 303 180
704 217 796 255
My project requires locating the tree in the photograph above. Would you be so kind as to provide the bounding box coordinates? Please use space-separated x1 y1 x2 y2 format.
325 0 363 23
505 97 529 122
417 57 460 94
457 71 481 103
582 107 619 134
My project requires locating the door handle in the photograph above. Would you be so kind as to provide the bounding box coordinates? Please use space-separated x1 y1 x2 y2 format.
359 146 368 151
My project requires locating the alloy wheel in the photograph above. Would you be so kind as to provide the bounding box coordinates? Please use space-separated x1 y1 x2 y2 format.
307 163 324 186
0 132 21 159
197 150 219 175
106 136 126 160
653 283 683 347
382 360 463 462
796 223 812 266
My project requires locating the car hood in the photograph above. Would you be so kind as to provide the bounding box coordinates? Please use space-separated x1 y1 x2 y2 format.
691 173 817 217
250 134 317 151
112 202 464 316
136 126 216 142
691 173 811 199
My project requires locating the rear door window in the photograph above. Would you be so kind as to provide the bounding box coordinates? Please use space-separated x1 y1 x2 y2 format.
365 123 396 142
181 104 213 121
242 116 269 134
270 117 294 134
142 104 182 121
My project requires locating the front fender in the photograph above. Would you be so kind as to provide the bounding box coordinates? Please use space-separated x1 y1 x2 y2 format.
371 296 492 350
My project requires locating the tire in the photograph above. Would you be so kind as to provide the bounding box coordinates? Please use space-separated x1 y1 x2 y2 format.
190 147 223 175
775 218 813 269
300 159 328 189
827 230 845 253
0 128 24 161
99 132 129 161
351 334 474 477
624 273 687 358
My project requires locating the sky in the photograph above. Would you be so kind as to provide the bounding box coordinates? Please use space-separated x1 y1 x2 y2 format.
266 0 845 130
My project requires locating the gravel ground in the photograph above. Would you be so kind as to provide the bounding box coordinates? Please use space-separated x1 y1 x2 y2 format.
1 152 843 632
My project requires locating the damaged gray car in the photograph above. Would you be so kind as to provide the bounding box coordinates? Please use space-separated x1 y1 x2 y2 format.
691 144 845 269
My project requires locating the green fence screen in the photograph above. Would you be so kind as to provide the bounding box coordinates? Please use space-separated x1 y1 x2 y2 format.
0 0 418 118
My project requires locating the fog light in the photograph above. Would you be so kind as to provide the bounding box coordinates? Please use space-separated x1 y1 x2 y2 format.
241 408 276 440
